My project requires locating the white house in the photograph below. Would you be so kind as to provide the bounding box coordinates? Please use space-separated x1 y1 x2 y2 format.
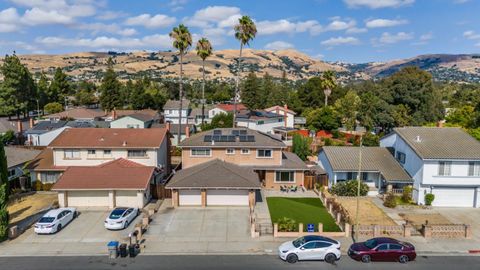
265 105 296 128
164 100 192 124
208 103 247 120
235 110 286 134
380 127 480 207
110 114 155 129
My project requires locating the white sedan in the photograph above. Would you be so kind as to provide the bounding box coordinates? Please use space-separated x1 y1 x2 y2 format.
34 208 77 234
278 235 341 264
104 207 139 230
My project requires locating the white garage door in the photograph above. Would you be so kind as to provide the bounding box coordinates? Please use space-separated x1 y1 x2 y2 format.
207 190 249 206
179 190 201 206
116 190 139 208
431 187 475 207
67 191 109 207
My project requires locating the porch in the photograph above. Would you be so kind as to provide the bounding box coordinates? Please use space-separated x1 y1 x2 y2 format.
330 171 412 196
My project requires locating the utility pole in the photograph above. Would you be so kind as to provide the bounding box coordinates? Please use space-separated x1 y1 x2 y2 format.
354 134 363 241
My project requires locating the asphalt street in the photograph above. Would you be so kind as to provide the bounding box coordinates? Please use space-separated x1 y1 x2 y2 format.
0 255 479 270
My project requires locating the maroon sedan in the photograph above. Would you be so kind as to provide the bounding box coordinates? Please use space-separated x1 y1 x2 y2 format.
348 237 416 264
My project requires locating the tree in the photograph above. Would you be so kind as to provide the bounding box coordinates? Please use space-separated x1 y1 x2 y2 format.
201 113 233 131
260 73 274 108
0 143 9 241
130 78 150 110
44 102 63 114
269 71 290 107
49 68 71 104
292 134 311 161
445 105 475 128
99 58 122 111
241 72 260 110
233 15 257 126
321 70 336 106
145 81 168 111
298 77 324 109
0 130 14 145
37 73 50 111
334 90 360 131
305 106 341 131
196 37 213 125
358 91 394 131
170 24 192 145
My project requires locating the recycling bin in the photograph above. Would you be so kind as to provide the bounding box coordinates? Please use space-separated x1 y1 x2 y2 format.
107 241 119 259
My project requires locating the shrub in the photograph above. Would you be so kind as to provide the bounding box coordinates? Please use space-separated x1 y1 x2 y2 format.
425 193 435 206
277 217 297 232
383 193 397 208
44 102 63 114
331 130 339 139
324 138 332 146
330 180 369 197
402 186 413 203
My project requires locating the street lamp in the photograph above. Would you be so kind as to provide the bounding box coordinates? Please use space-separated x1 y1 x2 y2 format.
324 87 331 107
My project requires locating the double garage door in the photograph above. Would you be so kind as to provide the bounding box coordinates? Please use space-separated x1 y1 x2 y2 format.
67 190 141 208
431 187 477 207
178 189 249 206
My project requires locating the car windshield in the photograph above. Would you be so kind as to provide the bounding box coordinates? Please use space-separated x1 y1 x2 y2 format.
38 217 55 223
109 209 126 219
364 239 377 249
292 237 306 248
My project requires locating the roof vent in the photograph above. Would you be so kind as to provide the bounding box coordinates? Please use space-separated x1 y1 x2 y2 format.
100 137 104 141
415 135 421 142
211 139 215 146
123 141 127 146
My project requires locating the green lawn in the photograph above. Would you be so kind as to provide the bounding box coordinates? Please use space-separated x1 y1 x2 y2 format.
266 197 341 232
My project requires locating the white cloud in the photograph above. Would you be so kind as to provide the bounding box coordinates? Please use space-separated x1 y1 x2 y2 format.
464 30 480 40
344 0 415 9
312 53 324 60
454 0 470 3
346 27 367 34
96 11 128 21
184 6 240 28
10 0 98 18
217 14 242 28
264 41 294 50
257 19 324 36
22 8 74 25
125 14 176 28
378 32 414 44
0 8 22 32
365 18 408 28
321 36 360 46
324 18 356 31
76 23 138 36
168 0 189 11
412 32 433 45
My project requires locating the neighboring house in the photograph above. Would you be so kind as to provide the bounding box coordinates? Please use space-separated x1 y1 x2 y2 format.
5 146 41 187
318 146 413 196
164 100 192 124
380 127 480 207
166 128 309 207
110 113 155 129
208 103 246 120
46 108 106 121
264 105 296 128
153 123 196 146
190 106 214 125
235 110 285 134
28 128 171 208
0 118 17 135
104 109 160 122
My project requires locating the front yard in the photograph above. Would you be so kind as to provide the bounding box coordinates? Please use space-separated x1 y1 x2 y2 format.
266 197 341 232
8 193 58 225
335 197 396 226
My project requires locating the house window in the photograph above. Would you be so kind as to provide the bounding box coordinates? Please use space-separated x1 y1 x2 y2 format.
226 148 235 155
257 149 272 158
128 150 147 158
468 162 480 176
40 172 61 183
275 171 295 183
64 149 80 159
438 161 452 176
241 149 250 155
396 152 406 164
8 169 16 178
104 150 111 155
191 148 211 157
347 172 358 180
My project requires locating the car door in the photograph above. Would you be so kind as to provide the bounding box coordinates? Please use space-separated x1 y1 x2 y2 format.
313 241 333 260
297 241 318 260
125 208 134 223
56 212 65 227
388 243 404 261
372 244 390 261
63 210 73 224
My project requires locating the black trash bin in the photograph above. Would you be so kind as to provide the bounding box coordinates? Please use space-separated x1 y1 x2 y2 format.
128 244 140 257
119 244 128 258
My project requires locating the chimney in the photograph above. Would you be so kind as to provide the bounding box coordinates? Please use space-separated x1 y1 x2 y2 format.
17 120 23 133
166 121 171 131
29 118 34 129
185 126 190 138
112 108 117 120
436 120 445 128
284 104 288 128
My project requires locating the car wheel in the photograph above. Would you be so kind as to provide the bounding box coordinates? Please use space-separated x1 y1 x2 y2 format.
56 224 62 233
324 253 337 264
124 221 129 229
361 254 371 263
399 255 409 264
286 254 298 264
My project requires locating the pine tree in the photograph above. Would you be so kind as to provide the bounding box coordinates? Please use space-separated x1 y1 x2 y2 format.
99 58 122 111
0 143 9 241
49 68 71 104
241 72 260 110
37 73 50 111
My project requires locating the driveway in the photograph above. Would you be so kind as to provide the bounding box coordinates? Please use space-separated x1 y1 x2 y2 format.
435 208 480 241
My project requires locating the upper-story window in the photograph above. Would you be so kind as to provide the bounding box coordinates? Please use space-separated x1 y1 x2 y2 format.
128 150 147 158
64 149 80 159
257 149 272 158
468 162 480 176
191 148 211 157
438 161 452 176
226 148 235 155
104 150 112 156
396 152 406 164
241 149 250 155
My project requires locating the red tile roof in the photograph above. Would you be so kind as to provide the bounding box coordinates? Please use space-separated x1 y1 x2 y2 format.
49 128 168 148
215 103 246 112
52 158 155 191
316 130 333 138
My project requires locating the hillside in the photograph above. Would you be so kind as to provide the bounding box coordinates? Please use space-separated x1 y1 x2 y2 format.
2 50 480 83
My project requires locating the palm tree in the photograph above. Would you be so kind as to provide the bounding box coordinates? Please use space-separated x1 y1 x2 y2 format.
233 15 257 127
196 38 213 125
170 24 192 145
321 70 337 106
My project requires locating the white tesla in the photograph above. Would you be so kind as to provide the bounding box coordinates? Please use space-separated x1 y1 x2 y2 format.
34 208 77 234
104 207 139 230
278 235 341 264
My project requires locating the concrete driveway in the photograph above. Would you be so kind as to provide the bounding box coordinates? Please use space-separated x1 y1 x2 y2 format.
435 208 480 241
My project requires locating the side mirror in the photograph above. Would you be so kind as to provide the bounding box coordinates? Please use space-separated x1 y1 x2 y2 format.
300 247 305 250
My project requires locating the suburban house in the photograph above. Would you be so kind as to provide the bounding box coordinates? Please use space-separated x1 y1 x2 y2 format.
5 146 41 189
380 127 480 207
208 103 246 120
166 128 309 208
235 110 286 134
264 105 296 128
318 146 413 196
154 122 196 146
190 106 214 125
46 108 106 121
28 128 171 208
110 113 156 129
104 109 159 121
164 100 192 124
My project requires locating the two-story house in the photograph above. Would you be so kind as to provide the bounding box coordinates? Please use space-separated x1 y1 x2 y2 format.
163 99 192 124
109 113 156 129
380 127 480 207
235 110 286 134
166 128 309 208
28 128 170 209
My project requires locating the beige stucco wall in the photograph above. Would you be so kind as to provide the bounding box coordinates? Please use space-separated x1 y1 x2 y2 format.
264 170 305 190
182 148 283 169
53 148 159 167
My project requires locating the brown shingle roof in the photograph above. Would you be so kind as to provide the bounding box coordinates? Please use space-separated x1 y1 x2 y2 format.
164 100 190 110
250 151 309 170
321 146 412 182
265 105 297 115
47 108 106 119
49 128 167 148
109 109 159 119
392 127 480 160
52 158 155 191
166 159 261 189
27 148 66 171
5 147 42 168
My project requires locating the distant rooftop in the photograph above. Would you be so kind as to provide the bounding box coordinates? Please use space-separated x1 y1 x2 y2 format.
180 128 285 148
164 100 190 110
236 110 283 121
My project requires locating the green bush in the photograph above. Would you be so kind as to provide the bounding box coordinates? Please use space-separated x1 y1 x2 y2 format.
44 102 63 114
402 186 413 203
383 193 397 208
425 193 435 206
329 180 369 197
277 217 297 232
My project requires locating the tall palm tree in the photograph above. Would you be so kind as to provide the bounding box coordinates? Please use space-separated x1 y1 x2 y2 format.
233 15 257 127
196 38 213 125
170 24 192 145
321 70 337 106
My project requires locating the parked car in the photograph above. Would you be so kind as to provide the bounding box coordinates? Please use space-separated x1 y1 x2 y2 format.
278 235 341 264
348 237 416 263
34 208 77 234
104 207 139 230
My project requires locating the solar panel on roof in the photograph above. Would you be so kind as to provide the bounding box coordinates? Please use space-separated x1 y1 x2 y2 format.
247 135 255 142
212 135 221 141
220 135 229 142
204 135 212 142
239 130 247 135
213 130 222 135
239 135 247 142
227 135 236 142
231 130 240 135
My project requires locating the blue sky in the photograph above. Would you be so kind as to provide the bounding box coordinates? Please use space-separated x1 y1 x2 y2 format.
0 0 479 63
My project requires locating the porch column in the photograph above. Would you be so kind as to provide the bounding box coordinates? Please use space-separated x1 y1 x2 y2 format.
249 190 256 209
58 191 68 207
201 189 207 207
108 190 116 209
172 189 179 207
